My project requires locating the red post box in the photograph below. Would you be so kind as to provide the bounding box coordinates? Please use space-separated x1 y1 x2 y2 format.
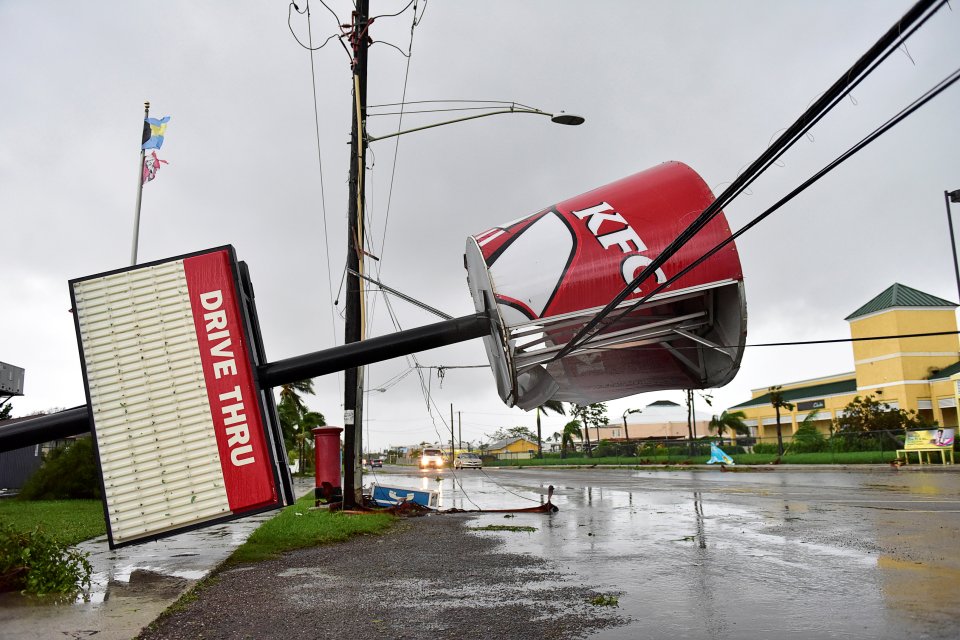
312 426 343 504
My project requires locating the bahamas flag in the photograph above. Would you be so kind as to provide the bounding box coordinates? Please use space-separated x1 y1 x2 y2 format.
141 116 170 150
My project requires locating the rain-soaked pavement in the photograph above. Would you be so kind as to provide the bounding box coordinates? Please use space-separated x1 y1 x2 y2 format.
369 465 960 639
2 467 959 639
0 477 312 640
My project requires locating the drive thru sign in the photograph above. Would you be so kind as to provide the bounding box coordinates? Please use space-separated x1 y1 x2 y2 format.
70 247 289 548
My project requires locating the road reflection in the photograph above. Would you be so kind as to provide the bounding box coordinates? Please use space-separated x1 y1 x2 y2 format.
374 466 960 639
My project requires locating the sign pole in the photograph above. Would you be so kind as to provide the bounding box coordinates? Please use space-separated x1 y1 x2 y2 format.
945 190 960 304
131 101 149 265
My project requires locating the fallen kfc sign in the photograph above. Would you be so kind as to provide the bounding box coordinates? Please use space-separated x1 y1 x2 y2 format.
70 247 291 548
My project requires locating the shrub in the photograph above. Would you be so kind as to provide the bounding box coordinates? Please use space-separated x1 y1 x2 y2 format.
790 423 827 453
753 442 779 454
593 442 637 458
18 437 101 500
0 524 92 596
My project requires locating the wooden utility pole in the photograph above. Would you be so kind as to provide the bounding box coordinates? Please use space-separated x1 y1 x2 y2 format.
343 0 370 507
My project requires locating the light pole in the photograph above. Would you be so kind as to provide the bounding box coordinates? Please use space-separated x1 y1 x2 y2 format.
365 106 584 143
946 189 960 303
622 408 641 442
341 98 584 505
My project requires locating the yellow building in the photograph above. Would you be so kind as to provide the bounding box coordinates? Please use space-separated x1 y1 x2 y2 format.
730 283 960 439
486 436 538 459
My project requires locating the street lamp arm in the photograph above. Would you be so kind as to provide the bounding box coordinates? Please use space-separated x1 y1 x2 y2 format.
366 108 584 143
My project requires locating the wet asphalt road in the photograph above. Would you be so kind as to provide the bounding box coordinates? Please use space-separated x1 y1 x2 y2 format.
2 466 959 639
371 464 960 638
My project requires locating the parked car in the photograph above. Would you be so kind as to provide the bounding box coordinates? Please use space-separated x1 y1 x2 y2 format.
453 452 482 469
419 448 445 469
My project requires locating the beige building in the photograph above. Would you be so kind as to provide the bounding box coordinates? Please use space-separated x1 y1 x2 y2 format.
730 283 960 439
591 400 710 441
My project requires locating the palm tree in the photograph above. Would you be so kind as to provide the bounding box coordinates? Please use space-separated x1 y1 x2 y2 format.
560 420 581 459
708 410 749 445
296 410 326 473
279 379 315 413
535 400 565 458
622 408 641 442
277 379 316 469
769 385 795 457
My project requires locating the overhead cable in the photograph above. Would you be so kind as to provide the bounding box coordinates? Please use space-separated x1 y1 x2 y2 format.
596 62 960 338
553 0 946 362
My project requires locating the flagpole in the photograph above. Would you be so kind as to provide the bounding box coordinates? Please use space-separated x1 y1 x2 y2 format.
131 101 149 265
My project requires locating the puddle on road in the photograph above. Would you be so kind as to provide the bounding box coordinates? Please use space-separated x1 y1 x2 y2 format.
371 468 959 638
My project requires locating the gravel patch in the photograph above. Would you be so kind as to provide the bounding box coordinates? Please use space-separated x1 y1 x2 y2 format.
138 513 626 639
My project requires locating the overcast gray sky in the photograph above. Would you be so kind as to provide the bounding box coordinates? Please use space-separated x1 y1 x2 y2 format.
3 1 960 451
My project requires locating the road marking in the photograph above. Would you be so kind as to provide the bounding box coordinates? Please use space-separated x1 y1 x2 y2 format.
824 499 960 503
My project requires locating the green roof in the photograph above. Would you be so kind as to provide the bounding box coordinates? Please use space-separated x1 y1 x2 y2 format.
928 361 960 380
845 283 956 321
730 378 858 409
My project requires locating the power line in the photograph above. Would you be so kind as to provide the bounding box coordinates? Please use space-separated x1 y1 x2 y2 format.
303 0 343 402
367 99 537 109
586 329 960 354
553 0 947 362
374 0 422 273
371 0 416 20
287 1 352 60
593 62 960 340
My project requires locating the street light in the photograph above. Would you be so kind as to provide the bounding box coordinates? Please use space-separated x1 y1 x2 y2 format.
622 408 641 442
945 189 960 303
339 94 585 505
366 106 585 143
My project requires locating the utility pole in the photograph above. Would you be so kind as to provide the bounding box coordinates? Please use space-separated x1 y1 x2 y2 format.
945 189 960 304
450 403 455 462
458 411 462 451
343 0 370 508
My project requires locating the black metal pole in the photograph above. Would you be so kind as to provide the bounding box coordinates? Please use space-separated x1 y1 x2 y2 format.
0 313 491 453
0 406 90 452
946 190 960 304
260 313 490 388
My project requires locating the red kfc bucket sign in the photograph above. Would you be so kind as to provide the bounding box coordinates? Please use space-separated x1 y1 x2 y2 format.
71 247 289 548
466 161 746 410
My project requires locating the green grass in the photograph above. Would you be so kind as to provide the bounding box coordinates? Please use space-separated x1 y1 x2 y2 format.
487 450 903 467
469 524 537 532
732 450 901 465
589 594 619 607
0 500 105 546
227 493 395 564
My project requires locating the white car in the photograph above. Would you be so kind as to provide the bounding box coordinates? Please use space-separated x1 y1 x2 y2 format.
419 448 445 469
453 452 482 469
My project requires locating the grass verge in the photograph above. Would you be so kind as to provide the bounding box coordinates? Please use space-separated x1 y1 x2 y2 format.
486 450 903 467
0 500 105 546
226 493 395 565
469 524 537 532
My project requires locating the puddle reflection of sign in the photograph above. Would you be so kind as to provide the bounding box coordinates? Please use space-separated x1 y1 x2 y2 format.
905 428 955 449
70 246 289 548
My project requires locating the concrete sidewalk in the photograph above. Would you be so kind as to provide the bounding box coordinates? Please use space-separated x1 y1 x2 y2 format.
0 478 314 640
